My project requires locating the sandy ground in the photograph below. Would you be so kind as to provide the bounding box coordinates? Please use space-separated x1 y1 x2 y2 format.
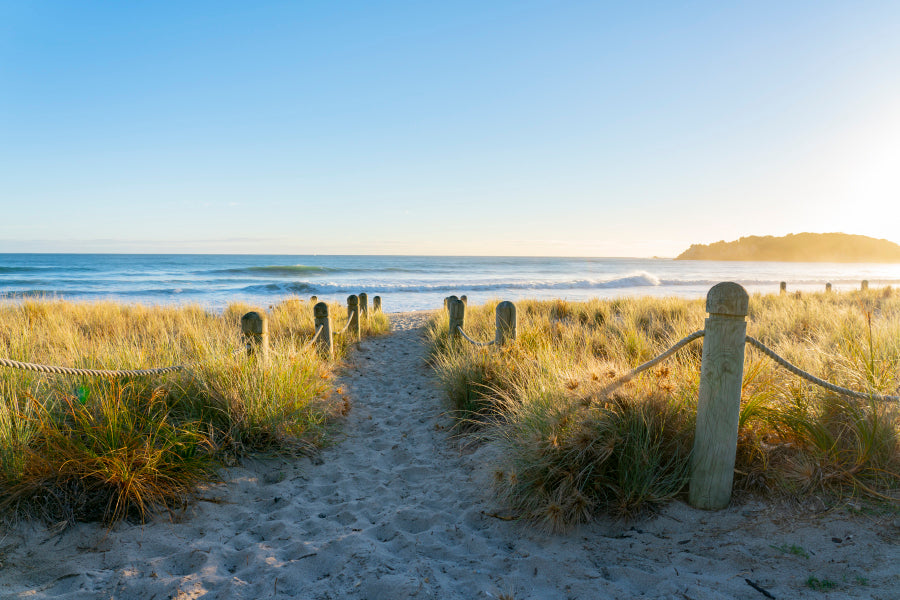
1 311 899 599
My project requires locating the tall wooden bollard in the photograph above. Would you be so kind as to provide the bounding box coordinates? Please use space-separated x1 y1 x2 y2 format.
313 302 333 358
779 281 786 294
310 295 318 304
347 295 360 339
448 297 465 339
862 280 869 291
373 296 382 312
443 297 449 311
495 301 517 346
689 282 749 510
460 295 468 306
240 311 269 361
358 292 369 321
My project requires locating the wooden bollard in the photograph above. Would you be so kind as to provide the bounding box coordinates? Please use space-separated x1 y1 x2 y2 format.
825 282 832 293
373 296 382 312
861 280 869 291
448 297 465 339
310 295 318 304
240 311 269 360
313 302 333 358
443 297 449 311
779 281 786 294
495 301 517 346
460 295 468 306
358 292 369 320
689 282 749 510
347 295 360 339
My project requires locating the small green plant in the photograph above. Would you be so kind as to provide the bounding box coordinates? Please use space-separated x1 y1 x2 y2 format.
806 576 837 591
771 543 810 558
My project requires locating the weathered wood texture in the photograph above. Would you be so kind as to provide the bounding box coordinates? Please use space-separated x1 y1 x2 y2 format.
460 295 468 306
448 297 465 339
689 282 749 510
313 302 333 358
240 311 269 360
495 301 517 346
347 295 360 339
358 292 369 320
373 296 382 312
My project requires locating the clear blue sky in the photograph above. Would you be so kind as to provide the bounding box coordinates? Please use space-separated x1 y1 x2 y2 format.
2 1 899 256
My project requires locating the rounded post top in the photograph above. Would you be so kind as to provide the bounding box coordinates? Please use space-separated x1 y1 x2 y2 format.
706 282 749 317
313 302 329 318
241 311 266 331
347 294 358 306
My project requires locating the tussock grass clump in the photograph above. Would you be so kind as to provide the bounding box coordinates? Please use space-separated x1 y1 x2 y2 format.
426 291 900 528
0 296 389 525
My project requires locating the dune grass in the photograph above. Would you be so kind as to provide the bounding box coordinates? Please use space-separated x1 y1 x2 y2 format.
426 290 900 529
0 296 389 526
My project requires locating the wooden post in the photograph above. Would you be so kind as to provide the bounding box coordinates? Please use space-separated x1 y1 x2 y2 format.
373 296 382 312
779 281 786 294
460 295 468 306
861 280 869 291
443 297 449 311
448 297 465 339
310 295 318 304
825 282 832 293
313 302 333 358
689 282 749 510
240 311 269 361
495 301 517 346
347 295 360 339
358 292 369 321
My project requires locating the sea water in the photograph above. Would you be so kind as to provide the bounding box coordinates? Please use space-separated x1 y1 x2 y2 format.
2 254 900 313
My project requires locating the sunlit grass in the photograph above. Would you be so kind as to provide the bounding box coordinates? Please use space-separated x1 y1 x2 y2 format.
0 296 389 525
426 290 900 529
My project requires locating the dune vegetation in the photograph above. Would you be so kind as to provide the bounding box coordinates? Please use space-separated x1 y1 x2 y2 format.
426 290 900 530
0 297 389 525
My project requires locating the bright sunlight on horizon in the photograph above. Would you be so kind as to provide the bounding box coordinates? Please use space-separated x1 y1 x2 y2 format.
2 1 900 256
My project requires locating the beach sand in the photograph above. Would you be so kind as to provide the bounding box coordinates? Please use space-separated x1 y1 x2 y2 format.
1 312 898 599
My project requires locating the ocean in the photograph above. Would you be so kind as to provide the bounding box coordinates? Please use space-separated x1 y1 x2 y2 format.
2 254 900 313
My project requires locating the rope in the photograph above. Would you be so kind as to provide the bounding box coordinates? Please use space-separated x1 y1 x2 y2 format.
337 311 357 335
456 326 495 347
302 325 325 350
0 357 185 378
594 330 706 398
745 336 900 402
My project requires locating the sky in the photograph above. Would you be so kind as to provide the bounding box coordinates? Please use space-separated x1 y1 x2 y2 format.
1 1 899 257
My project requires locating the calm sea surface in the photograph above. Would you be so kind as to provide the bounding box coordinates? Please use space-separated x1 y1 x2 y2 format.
2 254 900 313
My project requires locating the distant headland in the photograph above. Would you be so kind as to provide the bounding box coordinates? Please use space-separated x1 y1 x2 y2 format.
675 233 900 263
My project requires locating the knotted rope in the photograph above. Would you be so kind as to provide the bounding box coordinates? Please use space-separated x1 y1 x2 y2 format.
457 326 495 347
0 357 186 378
745 336 900 402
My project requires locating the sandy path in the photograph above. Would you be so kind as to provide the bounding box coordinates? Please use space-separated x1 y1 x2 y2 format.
1 312 899 599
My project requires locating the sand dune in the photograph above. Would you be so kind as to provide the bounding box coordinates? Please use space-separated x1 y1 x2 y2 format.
1 312 898 599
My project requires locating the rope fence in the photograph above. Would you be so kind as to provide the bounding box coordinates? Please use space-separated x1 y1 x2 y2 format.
0 294 384 378
440 282 899 512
